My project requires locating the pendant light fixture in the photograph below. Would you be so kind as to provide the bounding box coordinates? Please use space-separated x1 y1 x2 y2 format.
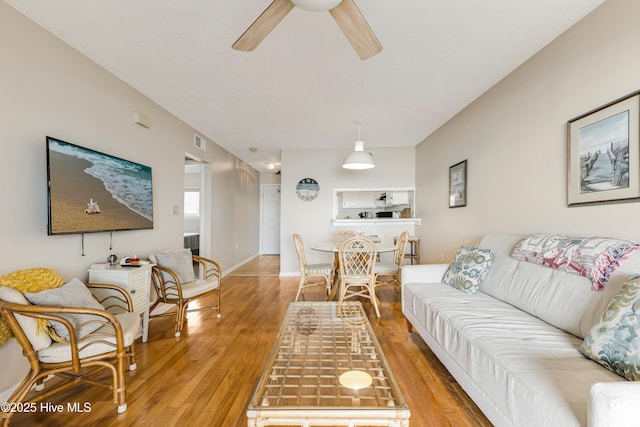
342 119 375 170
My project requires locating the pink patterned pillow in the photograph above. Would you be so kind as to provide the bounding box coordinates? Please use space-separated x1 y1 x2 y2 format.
511 234 639 290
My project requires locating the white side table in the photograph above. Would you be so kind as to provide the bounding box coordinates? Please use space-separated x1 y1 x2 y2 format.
88 263 154 342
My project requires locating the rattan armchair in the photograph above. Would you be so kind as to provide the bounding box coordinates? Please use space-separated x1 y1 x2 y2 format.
149 250 221 337
0 282 138 426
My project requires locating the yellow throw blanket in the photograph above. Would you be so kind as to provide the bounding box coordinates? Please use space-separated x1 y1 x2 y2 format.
0 268 64 345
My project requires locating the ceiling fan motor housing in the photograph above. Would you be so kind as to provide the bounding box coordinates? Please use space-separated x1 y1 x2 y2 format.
291 0 343 12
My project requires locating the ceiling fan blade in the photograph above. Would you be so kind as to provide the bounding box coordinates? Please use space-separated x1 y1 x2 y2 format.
232 0 295 52
329 0 382 60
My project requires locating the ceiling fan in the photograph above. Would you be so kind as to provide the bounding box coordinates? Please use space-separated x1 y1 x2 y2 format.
232 0 382 60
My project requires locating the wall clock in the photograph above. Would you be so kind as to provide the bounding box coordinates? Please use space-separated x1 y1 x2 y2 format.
296 178 320 201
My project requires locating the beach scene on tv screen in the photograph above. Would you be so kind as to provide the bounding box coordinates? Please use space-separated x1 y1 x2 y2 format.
48 139 153 234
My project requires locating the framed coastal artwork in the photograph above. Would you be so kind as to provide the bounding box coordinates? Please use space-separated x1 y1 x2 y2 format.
449 160 467 208
567 92 640 206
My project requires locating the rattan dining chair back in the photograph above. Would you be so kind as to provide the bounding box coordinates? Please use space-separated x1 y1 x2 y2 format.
338 236 380 317
293 233 333 301
332 230 361 246
374 231 409 291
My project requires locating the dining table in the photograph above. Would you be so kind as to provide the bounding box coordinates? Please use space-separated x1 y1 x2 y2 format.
310 242 398 253
310 241 397 301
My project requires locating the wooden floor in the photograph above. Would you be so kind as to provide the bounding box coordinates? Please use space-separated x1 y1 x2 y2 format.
227 255 280 277
7 256 492 427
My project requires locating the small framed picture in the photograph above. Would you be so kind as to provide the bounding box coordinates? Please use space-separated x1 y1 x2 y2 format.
449 160 467 208
568 92 640 206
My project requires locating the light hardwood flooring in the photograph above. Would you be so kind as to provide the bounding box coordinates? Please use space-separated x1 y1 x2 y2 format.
7 256 491 427
227 255 280 277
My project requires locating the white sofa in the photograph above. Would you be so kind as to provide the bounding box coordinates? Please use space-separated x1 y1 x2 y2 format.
401 234 640 427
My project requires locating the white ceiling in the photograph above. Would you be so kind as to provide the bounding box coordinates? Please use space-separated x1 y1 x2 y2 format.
6 0 606 171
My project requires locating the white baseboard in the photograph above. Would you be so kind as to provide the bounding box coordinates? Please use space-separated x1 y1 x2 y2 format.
279 271 299 277
223 254 259 277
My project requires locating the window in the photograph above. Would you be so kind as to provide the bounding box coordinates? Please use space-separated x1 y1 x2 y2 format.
184 188 200 217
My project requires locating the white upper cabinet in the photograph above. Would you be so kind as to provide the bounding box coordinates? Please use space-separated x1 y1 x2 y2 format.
388 191 409 206
342 192 377 208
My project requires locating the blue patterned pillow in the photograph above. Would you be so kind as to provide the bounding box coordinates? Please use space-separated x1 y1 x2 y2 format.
580 275 640 380
442 246 494 294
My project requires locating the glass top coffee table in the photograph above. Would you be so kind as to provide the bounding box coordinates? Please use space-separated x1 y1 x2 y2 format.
247 301 410 426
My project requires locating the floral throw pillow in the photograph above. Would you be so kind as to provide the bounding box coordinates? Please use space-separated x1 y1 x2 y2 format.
442 246 494 294
580 274 640 380
511 233 639 290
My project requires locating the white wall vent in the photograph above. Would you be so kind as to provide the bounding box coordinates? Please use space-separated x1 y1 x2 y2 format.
194 134 206 151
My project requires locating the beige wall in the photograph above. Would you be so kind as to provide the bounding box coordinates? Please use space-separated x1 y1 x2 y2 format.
415 0 640 263
0 2 259 278
260 171 282 185
0 2 259 396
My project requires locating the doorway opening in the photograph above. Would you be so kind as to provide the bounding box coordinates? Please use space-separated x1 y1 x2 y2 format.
261 184 281 255
184 153 211 259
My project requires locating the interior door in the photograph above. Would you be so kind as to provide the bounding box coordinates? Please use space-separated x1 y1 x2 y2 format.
261 184 281 254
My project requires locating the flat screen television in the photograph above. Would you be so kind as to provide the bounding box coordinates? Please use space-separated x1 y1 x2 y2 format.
46 136 153 235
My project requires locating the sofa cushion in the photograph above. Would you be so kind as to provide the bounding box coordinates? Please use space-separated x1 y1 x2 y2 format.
442 246 494 294
24 278 105 341
476 235 640 339
580 274 640 380
403 280 623 427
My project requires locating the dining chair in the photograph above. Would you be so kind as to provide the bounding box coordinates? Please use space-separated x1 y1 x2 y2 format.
293 233 334 301
338 236 380 317
332 230 361 245
149 249 221 337
374 231 409 292
332 231 362 275
0 280 138 424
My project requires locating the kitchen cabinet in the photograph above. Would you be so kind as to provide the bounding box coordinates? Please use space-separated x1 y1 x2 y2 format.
335 188 415 221
342 192 376 208
388 191 409 206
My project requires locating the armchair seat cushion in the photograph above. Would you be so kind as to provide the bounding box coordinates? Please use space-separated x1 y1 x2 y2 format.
37 311 140 364
375 263 399 274
304 263 333 275
173 277 220 299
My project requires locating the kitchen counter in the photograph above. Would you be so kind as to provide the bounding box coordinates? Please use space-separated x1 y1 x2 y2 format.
332 218 421 226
